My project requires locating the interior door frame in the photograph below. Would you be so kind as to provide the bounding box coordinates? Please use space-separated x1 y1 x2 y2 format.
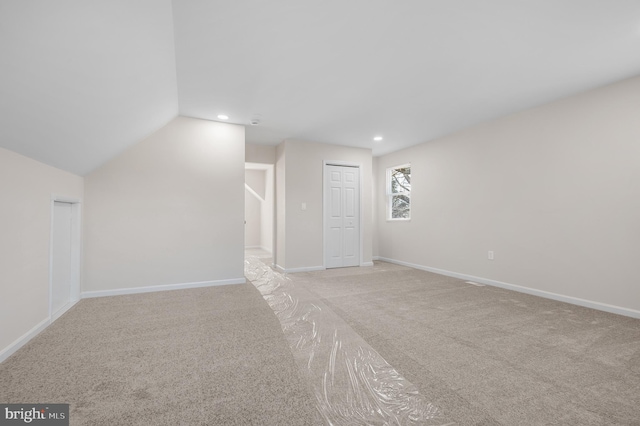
49 194 82 322
323 160 363 269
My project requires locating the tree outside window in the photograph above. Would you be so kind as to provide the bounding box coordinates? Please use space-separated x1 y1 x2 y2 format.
387 164 410 220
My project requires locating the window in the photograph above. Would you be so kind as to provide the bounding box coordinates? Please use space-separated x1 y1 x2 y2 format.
387 164 411 220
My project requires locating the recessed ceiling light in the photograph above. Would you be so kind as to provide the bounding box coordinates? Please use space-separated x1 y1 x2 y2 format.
373 136 383 141
217 114 229 120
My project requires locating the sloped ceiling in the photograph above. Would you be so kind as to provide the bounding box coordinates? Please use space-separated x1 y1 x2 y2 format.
2 1 640 175
0 1 178 175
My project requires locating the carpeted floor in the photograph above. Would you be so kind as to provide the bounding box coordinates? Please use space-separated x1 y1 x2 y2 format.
0 284 320 425
291 261 640 425
245 256 453 425
1 258 639 425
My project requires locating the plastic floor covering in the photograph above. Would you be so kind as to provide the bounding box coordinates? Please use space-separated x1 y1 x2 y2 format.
245 256 455 426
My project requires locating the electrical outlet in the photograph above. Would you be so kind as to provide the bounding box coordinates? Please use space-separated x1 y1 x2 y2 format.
488 251 494 260
301 202 307 211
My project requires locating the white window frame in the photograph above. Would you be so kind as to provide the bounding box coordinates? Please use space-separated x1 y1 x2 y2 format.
386 163 411 221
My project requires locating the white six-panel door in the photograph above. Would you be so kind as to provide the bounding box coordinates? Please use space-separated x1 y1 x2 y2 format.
324 164 360 268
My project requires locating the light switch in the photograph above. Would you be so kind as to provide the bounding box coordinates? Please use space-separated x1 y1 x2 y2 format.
301 202 307 211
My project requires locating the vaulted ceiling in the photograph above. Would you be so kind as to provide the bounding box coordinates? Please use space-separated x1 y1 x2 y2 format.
2 1 640 175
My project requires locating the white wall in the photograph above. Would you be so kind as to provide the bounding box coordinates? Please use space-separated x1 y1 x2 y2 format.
84 116 245 294
372 156 380 258
244 189 261 247
245 169 266 199
376 75 640 315
280 140 373 271
0 147 83 360
261 167 274 253
275 143 286 267
244 170 263 248
246 143 276 164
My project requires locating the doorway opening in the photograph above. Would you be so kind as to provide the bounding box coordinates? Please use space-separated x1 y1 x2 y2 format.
244 163 275 264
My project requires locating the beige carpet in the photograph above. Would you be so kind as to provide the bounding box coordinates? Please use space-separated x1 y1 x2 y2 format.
0 284 320 425
290 261 640 425
2 259 639 425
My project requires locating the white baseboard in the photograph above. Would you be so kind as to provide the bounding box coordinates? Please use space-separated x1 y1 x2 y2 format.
280 265 326 274
377 257 640 319
1 298 83 364
0 317 50 364
273 264 325 273
276 263 373 273
81 277 246 299
372 256 380 261
51 299 78 323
